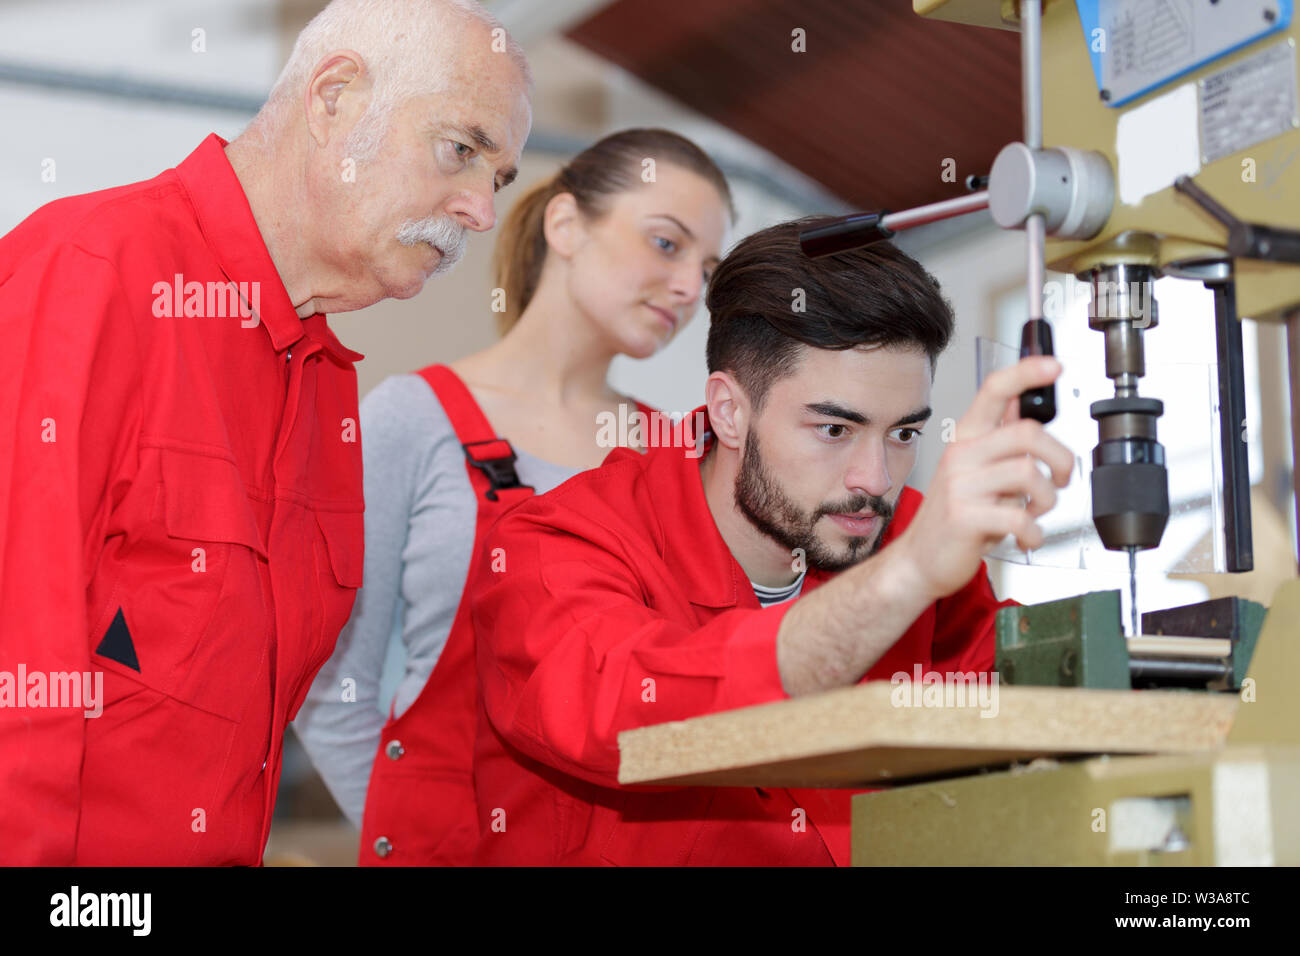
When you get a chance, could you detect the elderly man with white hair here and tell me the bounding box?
[0,0,531,865]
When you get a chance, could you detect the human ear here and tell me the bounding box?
[305,51,368,148]
[541,192,584,260]
[704,372,747,452]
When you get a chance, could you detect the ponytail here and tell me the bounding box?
[492,175,564,336]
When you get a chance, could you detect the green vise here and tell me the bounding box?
[996,591,1130,688]
[995,592,1265,690]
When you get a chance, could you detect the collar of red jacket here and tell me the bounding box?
[643,405,833,609]
[175,133,364,367]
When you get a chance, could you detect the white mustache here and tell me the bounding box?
[396,216,467,276]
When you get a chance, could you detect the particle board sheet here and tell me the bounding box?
[617,682,1239,788]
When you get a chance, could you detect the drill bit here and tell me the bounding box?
[1127,546,1138,636]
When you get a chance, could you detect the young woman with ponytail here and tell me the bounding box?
[293,128,733,865]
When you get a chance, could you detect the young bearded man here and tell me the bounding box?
[467,218,1072,866]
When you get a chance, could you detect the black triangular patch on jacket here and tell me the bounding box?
[95,607,140,672]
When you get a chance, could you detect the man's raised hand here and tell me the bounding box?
[896,356,1073,602]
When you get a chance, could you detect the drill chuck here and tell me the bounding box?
[1089,397,1170,551]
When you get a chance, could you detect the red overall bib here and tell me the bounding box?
[358,364,649,865]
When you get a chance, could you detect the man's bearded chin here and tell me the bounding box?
[734,427,895,573]
[396,215,467,277]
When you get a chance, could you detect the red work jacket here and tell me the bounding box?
[0,134,365,864]
[470,411,1012,865]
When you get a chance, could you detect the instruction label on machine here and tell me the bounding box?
[1199,40,1300,164]
[1077,0,1294,107]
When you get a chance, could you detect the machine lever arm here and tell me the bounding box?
[1175,176,1300,265]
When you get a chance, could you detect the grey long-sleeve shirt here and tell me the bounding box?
[291,372,578,828]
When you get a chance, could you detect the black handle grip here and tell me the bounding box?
[1018,318,1056,423]
[798,212,894,258]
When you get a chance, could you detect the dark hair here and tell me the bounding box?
[492,128,735,335]
[705,217,954,410]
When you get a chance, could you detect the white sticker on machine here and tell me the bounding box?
[1199,40,1299,166]
[1116,82,1201,205]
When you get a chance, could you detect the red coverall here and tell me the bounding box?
[0,134,365,864]
[358,364,657,866]
[470,411,1013,865]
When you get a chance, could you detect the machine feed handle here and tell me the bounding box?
[798,212,894,258]
[1016,1,1054,426]
[1018,318,1057,423]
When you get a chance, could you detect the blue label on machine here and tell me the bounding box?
[1075,0,1294,107]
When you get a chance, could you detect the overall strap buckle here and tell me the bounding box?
[462,439,533,502]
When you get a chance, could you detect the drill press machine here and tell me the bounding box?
[800,0,1300,863]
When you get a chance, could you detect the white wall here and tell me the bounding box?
[0,0,278,231]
